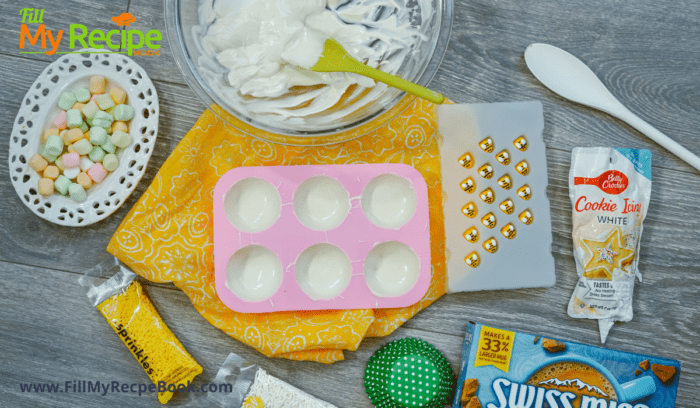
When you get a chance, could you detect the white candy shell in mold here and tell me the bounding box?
[363,241,420,297]
[361,173,417,229]
[9,49,158,226]
[224,178,281,233]
[295,243,352,300]
[226,245,283,302]
[293,176,350,231]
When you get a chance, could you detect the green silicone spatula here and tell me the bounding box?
[311,38,445,104]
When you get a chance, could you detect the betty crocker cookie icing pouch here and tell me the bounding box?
[568,148,652,343]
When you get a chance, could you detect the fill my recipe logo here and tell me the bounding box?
[18,8,162,56]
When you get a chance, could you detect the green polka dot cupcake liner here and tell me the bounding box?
[364,338,455,408]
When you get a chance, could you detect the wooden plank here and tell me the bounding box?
[1,0,699,406]
[0,261,463,407]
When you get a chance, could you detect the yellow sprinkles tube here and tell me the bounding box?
[81,258,202,404]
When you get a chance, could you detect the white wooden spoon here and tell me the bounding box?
[525,43,700,172]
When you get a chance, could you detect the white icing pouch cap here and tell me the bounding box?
[567,147,652,343]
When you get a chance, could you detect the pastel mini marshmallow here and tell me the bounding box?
[89,76,106,94]
[63,166,80,179]
[28,154,49,172]
[79,121,89,133]
[75,88,91,103]
[54,156,65,171]
[66,109,83,128]
[102,153,119,171]
[40,146,58,163]
[68,183,87,202]
[44,135,63,156]
[94,110,114,122]
[42,128,59,144]
[90,94,101,102]
[110,130,132,148]
[62,152,80,168]
[114,105,134,121]
[110,87,127,105]
[101,138,116,154]
[89,126,108,145]
[77,172,93,189]
[54,175,71,195]
[67,144,77,154]
[64,128,83,145]
[72,102,86,111]
[95,94,115,110]
[106,106,116,117]
[73,139,93,155]
[92,118,112,129]
[111,121,128,134]
[81,101,99,119]
[80,156,94,171]
[43,165,59,180]
[87,163,107,183]
[89,146,106,162]
[38,178,54,196]
[53,110,67,129]
[58,92,77,110]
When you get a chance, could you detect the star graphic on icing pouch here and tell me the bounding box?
[596,244,618,264]
[581,227,635,280]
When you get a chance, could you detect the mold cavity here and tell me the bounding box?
[23,175,30,183]
[42,88,49,96]
[142,108,149,119]
[69,65,77,72]
[293,176,349,231]
[224,178,280,233]
[226,245,283,302]
[361,174,417,229]
[116,65,122,71]
[82,60,92,68]
[363,241,420,297]
[295,243,351,300]
[51,75,59,83]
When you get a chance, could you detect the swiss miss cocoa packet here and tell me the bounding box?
[568,148,652,343]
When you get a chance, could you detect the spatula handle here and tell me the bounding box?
[350,63,444,104]
[613,107,700,172]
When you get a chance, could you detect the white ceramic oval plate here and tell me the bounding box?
[9,50,158,226]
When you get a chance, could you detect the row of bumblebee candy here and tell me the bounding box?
[459,135,535,267]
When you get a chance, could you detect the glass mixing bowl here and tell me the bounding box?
[165,0,453,145]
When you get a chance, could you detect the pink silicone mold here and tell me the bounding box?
[213,164,431,313]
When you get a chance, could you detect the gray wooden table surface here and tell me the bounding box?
[1,0,699,407]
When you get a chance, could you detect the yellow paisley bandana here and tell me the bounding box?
[107,96,446,363]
